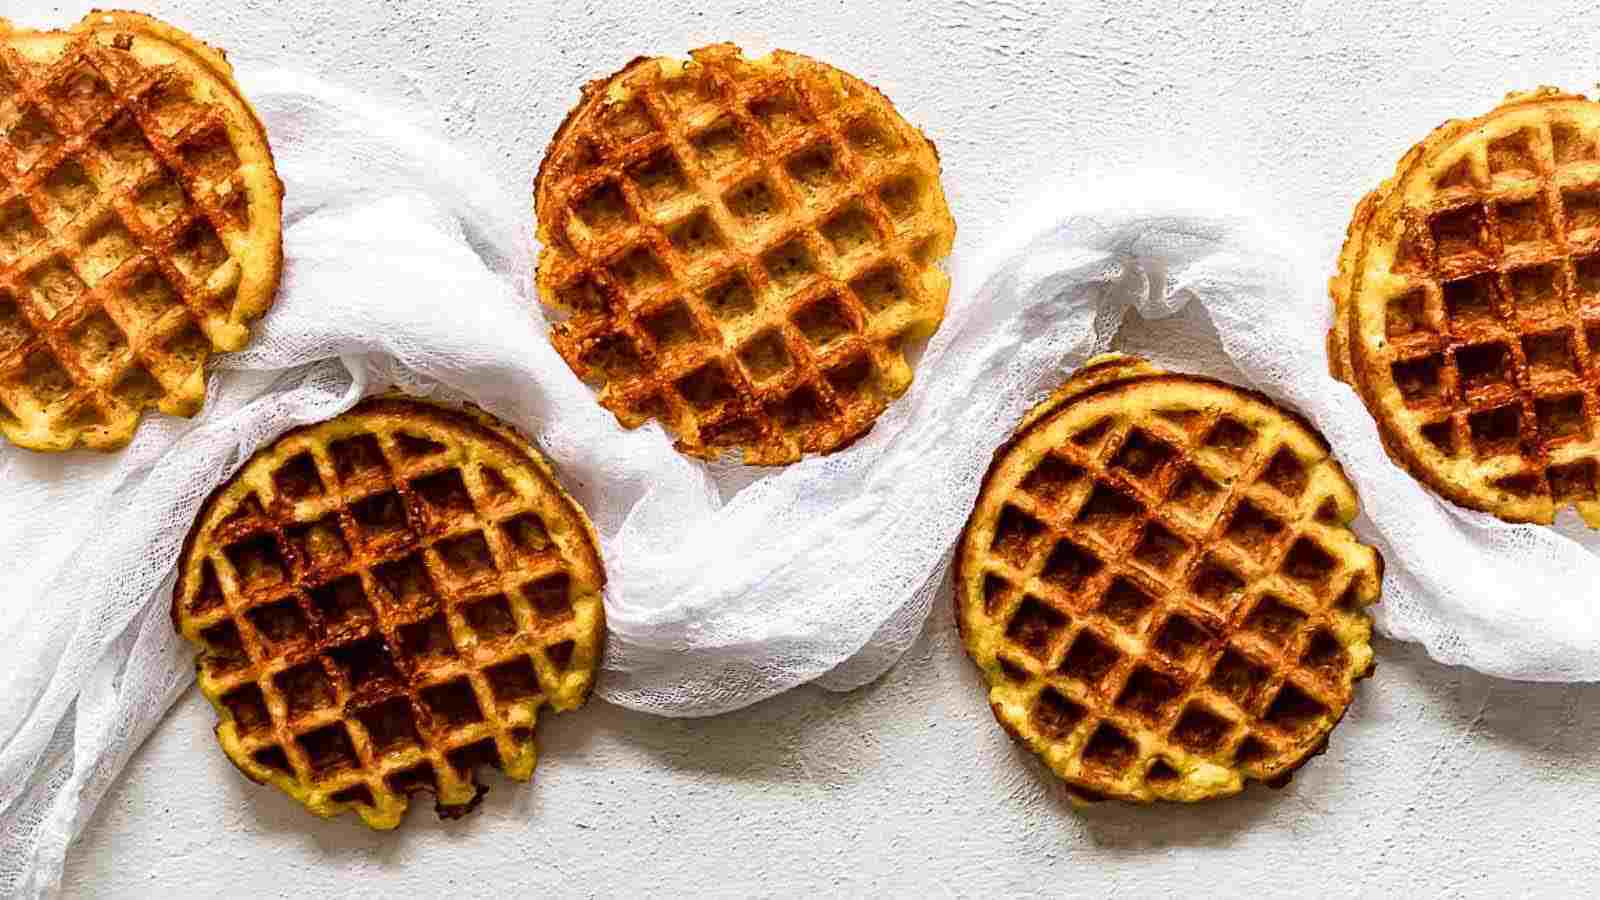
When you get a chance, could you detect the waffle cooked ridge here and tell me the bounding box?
[1331,88,1600,526]
[955,355,1380,803]
[535,43,955,464]
[0,11,282,452]
[171,398,605,828]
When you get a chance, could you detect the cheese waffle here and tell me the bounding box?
[0,11,282,452]
[1331,88,1600,525]
[171,398,605,828]
[956,355,1380,803]
[535,44,955,464]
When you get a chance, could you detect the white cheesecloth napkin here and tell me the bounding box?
[7,64,1600,896]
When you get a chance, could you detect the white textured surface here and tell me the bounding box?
[26,0,1600,895]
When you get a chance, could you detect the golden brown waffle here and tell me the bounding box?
[1331,88,1600,526]
[0,11,282,452]
[534,44,955,464]
[171,398,605,828]
[955,355,1380,803]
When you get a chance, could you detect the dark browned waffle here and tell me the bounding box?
[171,398,605,828]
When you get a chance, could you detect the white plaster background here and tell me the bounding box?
[3,0,1595,895]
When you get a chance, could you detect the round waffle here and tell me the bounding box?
[0,11,283,452]
[534,43,955,464]
[171,398,605,828]
[955,355,1381,803]
[1331,88,1600,526]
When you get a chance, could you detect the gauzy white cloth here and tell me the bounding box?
[7,66,1600,897]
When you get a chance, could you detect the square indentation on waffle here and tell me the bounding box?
[1467,404,1524,457]
[1222,500,1285,561]
[1429,204,1490,260]
[1535,392,1589,442]
[665,210,726,267]
[1075,483,1145,545]
[1488,127,1543,180]
[639,299,703,353]
[64,309,127,376]
[690,117,748,173]
[820,202,880,260]
[308,575,375,627]
[1506,262,1566,320]
[1394,353,1448,405]
[1111,428,1177,484]
[1262,681,1328,736]
[784,141,844,205]
[0,292,34,355]
[372,554,440,615]
[1523,329,1578,381]
[736,328,791,383]
[486,655,541,706]
[436,530,498,586]
[1201,416,1257,459]
[523,572,574,623]
[1454,342,1513,396]
[1550,459,1599,503]
[1280,537,1339,596]
[1031,686,1087,739]
[1059,628,1121,690]
[420,678,484,731]
[724,174,785,227]
[461,593,519,643]
[1005,595,1068,659]
[1081,721,1139,774]
[761,237,820,296]
[326,635,403,694]
[297,723,360,776]
[1242,594,1308,647]
[354,696,421,753]
[1165,465,1226,521]
[24,257,88,321]
[1206,645,1272,710]
[1561,184,1600,237]
[1257,446,1309,498]
[990,505,1045,568]
[1130,521,1190,576]
[246,597,312,649]
[1116,665,1186,723]
[791,292,855,350]
[276,661,337,720]
[1151,612,1217,665]
[1385,286,1434,338]
[1038,538,1103,593]
[1171,703,1234,755]
[1020,453,1085,504]
[39,157,97,228]
[350,490,413,546]
[765,384,829,433]
[1096,576,1156,631]
[606,245,669,300]
[221,682,271,736]
[1494,194,1551,250]
[1552,122,1599,166]
[626,149,690,209]
[411,468,474,521]
[397,611,457,662]
[226,533,287,593]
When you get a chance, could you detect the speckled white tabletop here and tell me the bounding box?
[18,0,1600,895]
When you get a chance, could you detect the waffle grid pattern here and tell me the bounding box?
[172,402,603,828]
[0,22,269,450]
[536,45,955,464]
[960,371,1378,803]
[1346,94,1600,522]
